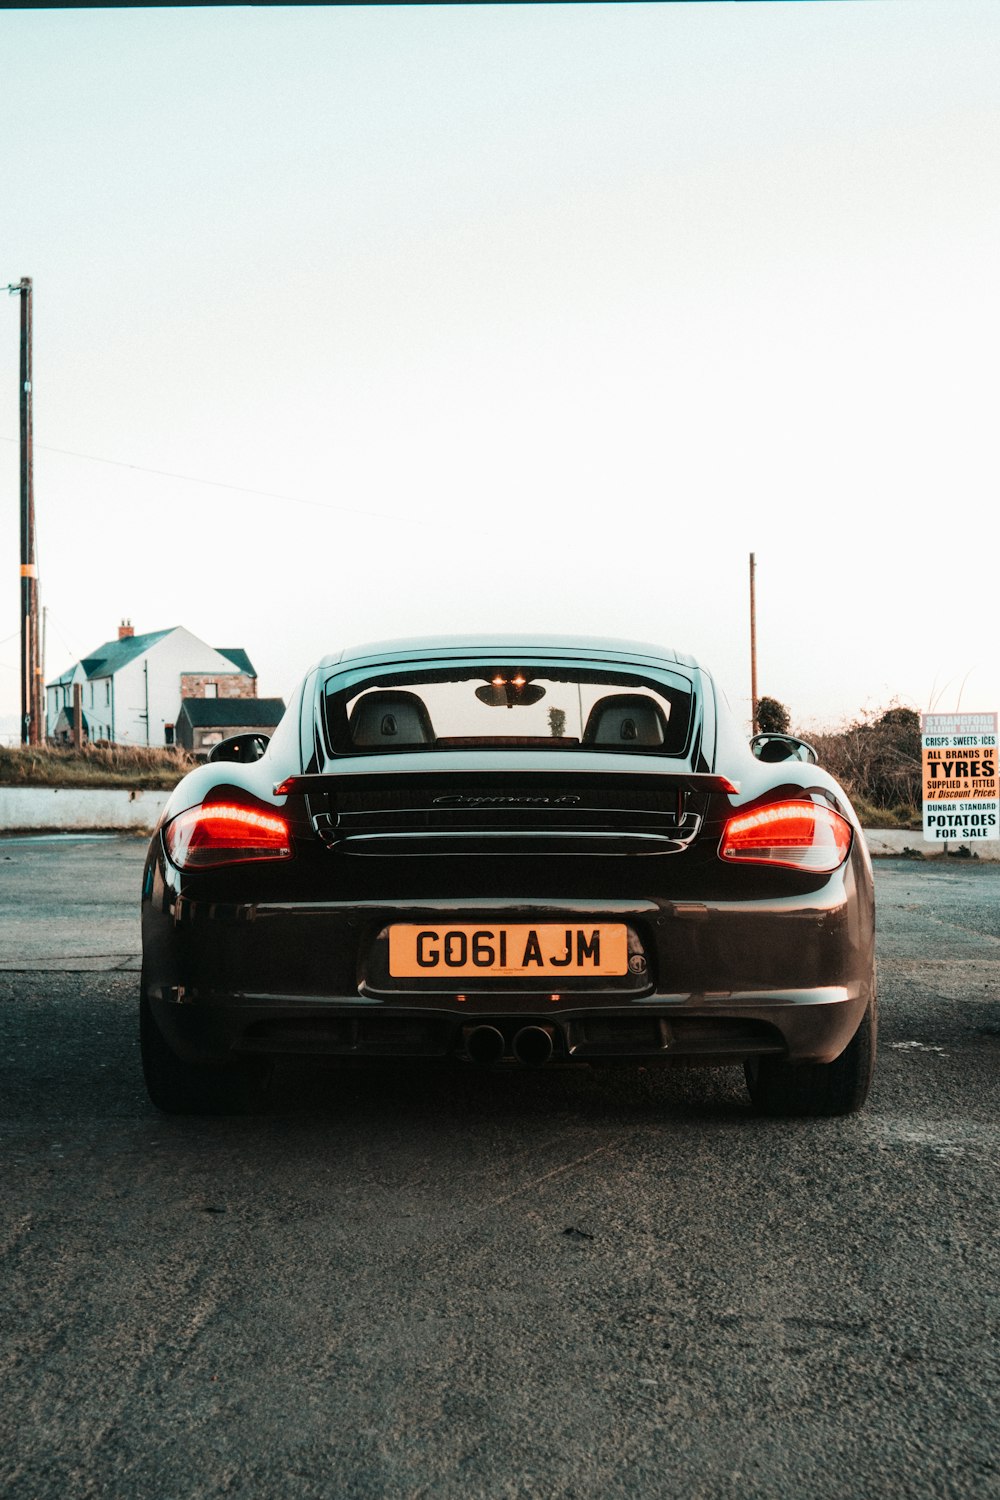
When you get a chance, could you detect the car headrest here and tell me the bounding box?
[755,738,795,762]
[348,690,435,748]
[582,693,668,747]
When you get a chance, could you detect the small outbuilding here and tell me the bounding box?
[51,705,92,746]
[176,697,286,757]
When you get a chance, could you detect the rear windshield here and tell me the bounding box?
[322,659,694,758]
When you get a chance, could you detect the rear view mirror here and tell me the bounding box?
[475,681,547,708]
[750,733,818,765]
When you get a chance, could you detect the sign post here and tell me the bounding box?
[921,712,999,846]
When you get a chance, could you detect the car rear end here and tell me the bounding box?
[141,641,875,1108]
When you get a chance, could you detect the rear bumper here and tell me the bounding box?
[142,845,875,1069]
[146,982,870,1068]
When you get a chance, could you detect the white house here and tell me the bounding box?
[46,622,261,747]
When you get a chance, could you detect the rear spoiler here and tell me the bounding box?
[274,771,739,797]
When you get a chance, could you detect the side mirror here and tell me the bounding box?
[208,733,270,764]
[750,733,818,766]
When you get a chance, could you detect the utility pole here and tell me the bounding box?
[73,681,83,752]
[749,551,758,734]
[8,277,41,744]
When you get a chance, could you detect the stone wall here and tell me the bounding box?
[180,673,255,700]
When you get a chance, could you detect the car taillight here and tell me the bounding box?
[719,800,852,872]
[164,803,292,869]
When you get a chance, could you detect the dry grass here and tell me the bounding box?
[0,744,198,790]
[845,795,921,831]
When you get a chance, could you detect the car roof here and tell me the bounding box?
[316,635,700,672]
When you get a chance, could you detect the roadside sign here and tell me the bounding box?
[921,712,999,844]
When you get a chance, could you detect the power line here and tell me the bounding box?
[43,611,80,667]
[0,435,432,529]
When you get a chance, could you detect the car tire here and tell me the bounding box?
[744,993,877,1118]
[140,984,270,1116]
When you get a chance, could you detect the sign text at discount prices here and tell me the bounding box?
[921,712,999,843]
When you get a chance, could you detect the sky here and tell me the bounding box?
[2,1,998,740]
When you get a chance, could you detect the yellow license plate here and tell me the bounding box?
[388,923,629,978]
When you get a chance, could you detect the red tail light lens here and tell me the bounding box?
[164,803,292,870]
[720,800,852,872]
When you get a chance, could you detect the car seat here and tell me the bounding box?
[582,693,668,747]
[348,690,435,748]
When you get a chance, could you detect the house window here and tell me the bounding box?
[105,680,111,705]
[164,724,175,747]
[204,682,218,699]
[201,731,222,747]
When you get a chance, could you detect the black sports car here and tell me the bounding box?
[140,636,876,1116]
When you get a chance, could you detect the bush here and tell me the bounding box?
[756,696,790,735]
[804,702,922,825]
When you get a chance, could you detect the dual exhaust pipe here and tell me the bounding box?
[466,1024,554,1068]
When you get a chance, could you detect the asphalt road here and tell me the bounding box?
[1,837,998,1500]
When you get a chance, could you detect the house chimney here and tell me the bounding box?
[118,619,134,640]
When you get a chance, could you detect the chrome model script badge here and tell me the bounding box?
[431,794,581,807]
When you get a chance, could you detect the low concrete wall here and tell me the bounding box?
[862,827,1000,862]
[0,787,171,832]
[2,789,1000,859]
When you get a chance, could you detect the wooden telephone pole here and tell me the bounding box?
[10,277,41,744]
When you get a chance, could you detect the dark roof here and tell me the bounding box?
[80,627,174,679]
[177,697,285,729]
[216,647,256,677]
[321,636,698,672]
